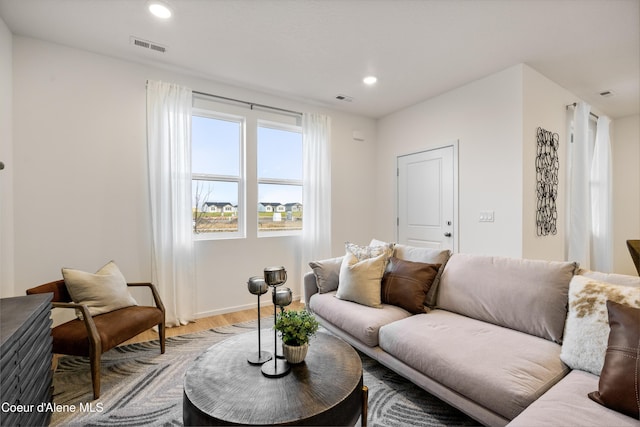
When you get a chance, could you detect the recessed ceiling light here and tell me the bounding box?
[148,1,172,19]
[363,76,378,85]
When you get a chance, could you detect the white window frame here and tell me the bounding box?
[257,120,303,238]
[192,109,246,240]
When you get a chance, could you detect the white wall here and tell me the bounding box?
[612,114,640,275]
[10,36,377,317]
[376,65,524,257]
[0,16,13,298]
[376,63,640,272]
[521,66,577,261]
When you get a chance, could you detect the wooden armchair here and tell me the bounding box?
[26,280,165,399]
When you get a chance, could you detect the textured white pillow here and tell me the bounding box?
[345,241,394,262]
[336,251,387,308]
[560,275,640,375]
[62,261,138,318]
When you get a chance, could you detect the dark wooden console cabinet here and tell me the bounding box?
[1,293,53,426]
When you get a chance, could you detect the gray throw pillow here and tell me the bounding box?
[309,256,343,293]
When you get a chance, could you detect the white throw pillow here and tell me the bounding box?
[62,261,138,318]
[345,241,394,262]
[335,251,387,308]
[560,275,640,375]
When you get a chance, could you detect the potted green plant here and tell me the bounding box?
[274,309,320,363]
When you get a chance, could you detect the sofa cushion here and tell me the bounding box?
[309,291,411,347]
[52,305,164,355]
[392,244,451,307]
[437,253,577,343]
[308,256,343,294]
[560,275,640,375]
[507,370,639,427]
[381,257,440,314]
[588,301,640,418]
[336,251,387,307]
[62,261,138,318]
[379,310,569,420]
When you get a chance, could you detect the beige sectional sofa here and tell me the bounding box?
[303,244,640,426]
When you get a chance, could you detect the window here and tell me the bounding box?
[191,112,244,238]
[191,100,302,239]
[257,122,303,235]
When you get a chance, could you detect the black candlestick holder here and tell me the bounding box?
[246,276,272,365]
[261,266,292,378]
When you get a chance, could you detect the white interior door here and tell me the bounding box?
[397,144,456,251]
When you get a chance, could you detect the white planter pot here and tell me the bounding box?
[282,342,309,364]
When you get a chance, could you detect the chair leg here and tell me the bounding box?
[90,351,101,399]
[158,321,166,354]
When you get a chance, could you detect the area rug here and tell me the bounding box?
[50,320,479,426]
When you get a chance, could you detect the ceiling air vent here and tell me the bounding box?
[336,94,354,102]
[130,36,167,53]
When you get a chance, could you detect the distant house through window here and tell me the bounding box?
[191,113,243,237]
[191,103,302,239]
[257,122,303,235]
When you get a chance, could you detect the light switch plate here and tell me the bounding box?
[479,210,494,222]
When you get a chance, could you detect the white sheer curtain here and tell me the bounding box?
[146,80,196,326]
[591,116,613,272]
[302,113,332,276]
[566,101,613,272]
[567,102,592,268]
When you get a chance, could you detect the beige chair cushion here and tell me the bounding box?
[62,261,137,318]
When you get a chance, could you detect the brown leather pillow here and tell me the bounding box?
[381,257,440,314]
[588,300,640,419]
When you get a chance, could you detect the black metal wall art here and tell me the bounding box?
[535,127,559,236]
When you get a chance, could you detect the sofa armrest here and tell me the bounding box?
[303,272,319,308]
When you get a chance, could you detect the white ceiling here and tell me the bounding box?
[1,0,638,119]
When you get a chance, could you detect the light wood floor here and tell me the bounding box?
[121,300,305,346]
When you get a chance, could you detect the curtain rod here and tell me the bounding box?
[192,90,303,117]
[566,102,599,120]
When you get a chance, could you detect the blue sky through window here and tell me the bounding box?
[192,115,302,207]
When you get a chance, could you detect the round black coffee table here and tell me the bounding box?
[183,330,367,426]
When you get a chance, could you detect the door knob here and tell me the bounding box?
[444,232,452,237]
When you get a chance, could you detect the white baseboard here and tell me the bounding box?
[194,294,302,319]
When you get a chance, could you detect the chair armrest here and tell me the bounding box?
[127,283,165,315]
[51,302,101,354]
